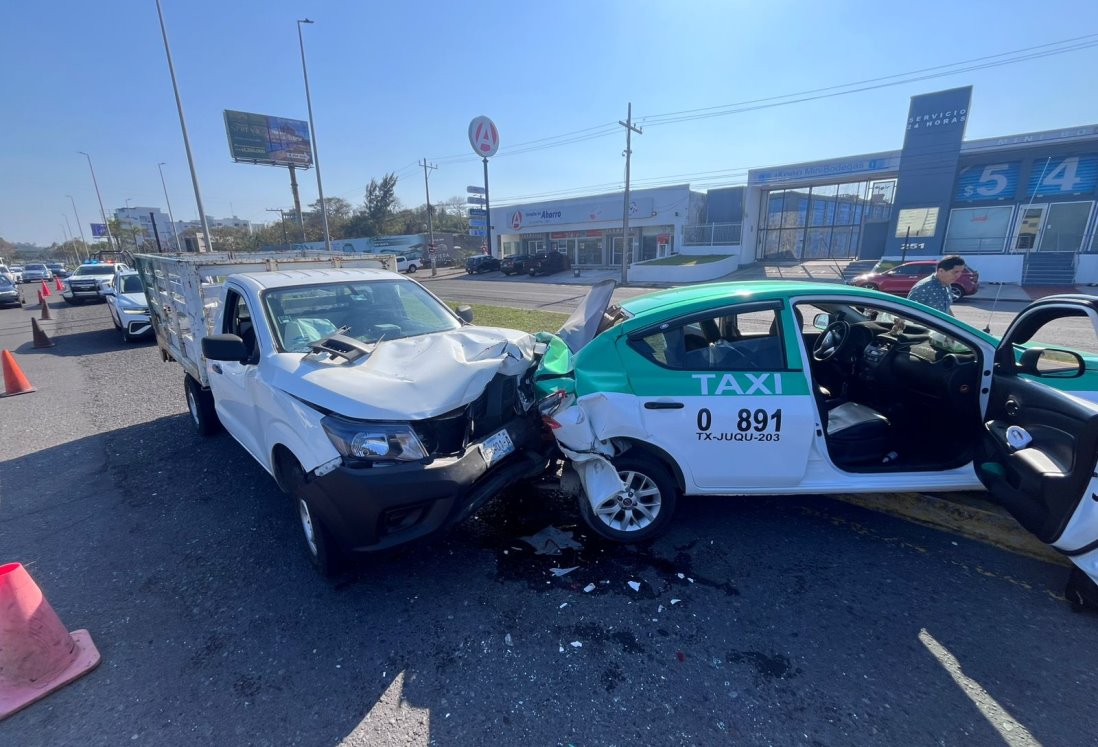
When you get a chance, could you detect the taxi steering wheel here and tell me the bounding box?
[812,320,852,363]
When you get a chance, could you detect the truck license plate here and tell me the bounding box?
[480,429,515,468]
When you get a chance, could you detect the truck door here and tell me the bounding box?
[975,296,1098,588]
[207,287,264,462]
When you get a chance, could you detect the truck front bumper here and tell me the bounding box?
[301,413,546,554]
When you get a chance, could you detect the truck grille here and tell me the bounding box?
[413,373,529,456]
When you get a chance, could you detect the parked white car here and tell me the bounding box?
[105,270,152,342]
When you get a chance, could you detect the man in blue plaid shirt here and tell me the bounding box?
[907,255,967,315]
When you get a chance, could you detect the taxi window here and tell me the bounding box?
[630,308,785,371]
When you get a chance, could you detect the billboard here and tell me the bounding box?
[91,223,109,237]
[224,110,313,167]
[884,86,972,258]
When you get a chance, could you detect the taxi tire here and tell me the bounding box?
[184,374,221,436]
[579,453,678,544]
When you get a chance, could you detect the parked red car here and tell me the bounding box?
[850,260,979,302]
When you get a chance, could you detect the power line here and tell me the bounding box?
[426,33,1098,167]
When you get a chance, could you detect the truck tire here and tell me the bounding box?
[184,374,221,436]
[578,452,678,543]
[275,448,343,577]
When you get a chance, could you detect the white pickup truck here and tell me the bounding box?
[133,251,550,575]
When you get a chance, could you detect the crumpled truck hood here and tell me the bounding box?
[267,326,537,421]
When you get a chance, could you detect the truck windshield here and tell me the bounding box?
[265,278,462,353]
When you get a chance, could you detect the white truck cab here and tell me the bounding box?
[133,252,548,576]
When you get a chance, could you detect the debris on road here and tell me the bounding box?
[519,526,582,555]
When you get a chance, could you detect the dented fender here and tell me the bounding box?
[558,445,626,513]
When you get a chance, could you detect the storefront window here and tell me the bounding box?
[767,192,785,229]
[782,191,809,228]
[809,185,837,227]
[943,206,1014,253]
[577,238,603,265]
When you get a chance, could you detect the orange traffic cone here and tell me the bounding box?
[40,280,50,298]
[31,318,54,349]
[0,350,36,397]
[54,276,64,292]
[40,298,52,321]
[0,563,101,720]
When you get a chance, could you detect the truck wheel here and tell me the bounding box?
[407,264,417,274]
[275,449,343,577]
[297,495,343,577]
[578,453,678,543]
[184,375,221,436]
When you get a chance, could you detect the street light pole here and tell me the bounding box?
[66,194,88,254]
[78,151,116,251]
[158,162,183,253]
[297,18,331,252]
[156,0,212,253]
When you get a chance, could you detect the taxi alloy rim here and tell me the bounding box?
[595,469,661,532]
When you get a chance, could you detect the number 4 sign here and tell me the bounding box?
[1028,156,1098,197]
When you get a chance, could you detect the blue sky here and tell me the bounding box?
[3,0,1098,246]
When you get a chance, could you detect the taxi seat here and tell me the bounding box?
[825,401,891,465]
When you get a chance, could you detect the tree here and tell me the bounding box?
[346,173,400,237]
[305,196,353,240]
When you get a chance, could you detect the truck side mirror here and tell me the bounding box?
[203,334,249,363]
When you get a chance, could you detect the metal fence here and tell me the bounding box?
[683,223,742,246]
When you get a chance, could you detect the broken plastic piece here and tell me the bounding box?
[550,566,579,577]
[583,583,596,593]
[504,633,513,647]
[519,526,582,556]
[559,602,568,609]
[627,581,641,592]
[670,598,682,605]
[570,641,583,648]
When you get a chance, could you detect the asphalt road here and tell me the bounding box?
[2,296,1097,746]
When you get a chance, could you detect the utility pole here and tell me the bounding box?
[267,208,290,247]
[619,102,642,286]
[420,158,438,276]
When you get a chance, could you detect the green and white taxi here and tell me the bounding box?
[534,280,1098,599]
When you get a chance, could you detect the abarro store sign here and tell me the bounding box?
[507,196,655,229]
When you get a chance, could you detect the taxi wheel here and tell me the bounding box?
[579,453,677,543]
[184,375,221,436]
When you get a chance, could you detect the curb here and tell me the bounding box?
[834,492,1069,567]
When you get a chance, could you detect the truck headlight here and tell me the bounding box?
[321,416,428,463]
